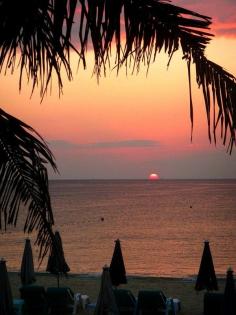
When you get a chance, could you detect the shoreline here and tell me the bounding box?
[8,270,227,281]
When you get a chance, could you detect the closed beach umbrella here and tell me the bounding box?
[110,239,127,287]
[46,231,70,287]
[195,241,218,291]
[0,259,14,315]
[94,265,119,315]
[20,238,36,285]
[223,268,236,315]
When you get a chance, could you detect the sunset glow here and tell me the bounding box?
[0,1,236,179]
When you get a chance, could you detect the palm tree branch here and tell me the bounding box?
[0,0,77,98]
[180,32,236,152]
[0,0,235,151]
[77,0,212,70]
[0,108,57,260]
[77,0,236,150]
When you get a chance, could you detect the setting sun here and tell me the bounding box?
[148,173,160,180]
[0,3,236,315]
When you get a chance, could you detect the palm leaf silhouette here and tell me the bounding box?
[0,109,57,260]
[78,0,236,152]
[0,0,235,260]
[0,0,77,98]
[0,0,235,150]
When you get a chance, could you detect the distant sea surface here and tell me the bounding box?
[1,179,236,278]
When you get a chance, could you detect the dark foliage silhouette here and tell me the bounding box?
[0,0,236,261]
[0,109,57,260]
[1,0,236,151]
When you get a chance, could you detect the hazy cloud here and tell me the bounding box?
[87,140,160,148]
[47,143,236,180]
[49,139,160,149]
[49,140,78,148]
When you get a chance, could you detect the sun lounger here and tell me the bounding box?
[46,287,74,315]
[19,285,47,315]
[135,290,176,315]
[113,288,136,315]
[204,292,224,315]
[204,291,236,315]
[13,298,25,315]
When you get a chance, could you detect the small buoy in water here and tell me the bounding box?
[101,217,104,221]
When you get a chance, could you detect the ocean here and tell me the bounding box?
[1,179,236,278]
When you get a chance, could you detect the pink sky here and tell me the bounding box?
[175,0,236,37]
[1,0,236,179]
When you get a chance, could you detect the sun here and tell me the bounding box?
[148,173,160,180]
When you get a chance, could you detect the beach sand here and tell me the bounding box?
[9,272,226,315]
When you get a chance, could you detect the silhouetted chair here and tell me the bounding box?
[113,288,136,315]
[46,287,74,315]
[203,291,236,315]
[19,285,47,315]
[204,292,224,315]
[136,290,170,315]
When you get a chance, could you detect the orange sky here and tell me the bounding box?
[1,2,236,179]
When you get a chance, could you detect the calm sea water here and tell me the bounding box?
[1,180,236,278]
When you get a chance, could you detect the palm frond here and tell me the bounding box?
[0,0,78,98]
[77,0,236,151]
[187,51,236,153]
[78,0,212,74]
[0,0,235,150]
[0,108,57,260]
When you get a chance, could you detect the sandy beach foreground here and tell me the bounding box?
[9,272,226,315]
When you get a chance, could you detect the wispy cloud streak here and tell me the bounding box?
[49,139,160,149]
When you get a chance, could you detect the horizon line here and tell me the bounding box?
[48,178,236,181]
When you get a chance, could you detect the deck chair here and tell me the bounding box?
[113,289,136,315]
[136,290,172,315]
[204,292,224,315]
[19,285,47,315]
[46,287,74,315]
